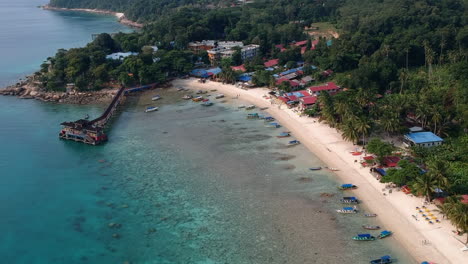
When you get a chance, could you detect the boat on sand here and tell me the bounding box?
[309,167,322,170]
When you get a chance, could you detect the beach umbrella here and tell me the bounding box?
[421,261,429,264]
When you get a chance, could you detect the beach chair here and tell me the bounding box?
[436,220,440,223]
[416,207,420,209]
[429,221,434,224]
[422,214,426,217]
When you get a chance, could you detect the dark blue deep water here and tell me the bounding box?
[0,1,415,263]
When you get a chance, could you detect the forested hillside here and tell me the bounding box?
[49,0,232,22]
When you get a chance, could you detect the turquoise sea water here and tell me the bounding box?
[0,0,132,87]
[0,1,415,263]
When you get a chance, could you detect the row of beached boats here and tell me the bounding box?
[245,115,301,146]
[336,183,394,263]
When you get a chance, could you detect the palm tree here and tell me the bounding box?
[355,117,371,145]
[449,203,468,244]
[412,173,438,202]
[341,121,359,144]
[427,159,449,191]
[436,196,461,219]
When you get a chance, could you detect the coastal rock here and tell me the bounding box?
[29,91,39,97]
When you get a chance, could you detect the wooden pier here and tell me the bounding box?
[59,83,157,145]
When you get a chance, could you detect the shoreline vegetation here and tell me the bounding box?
[41,5,144,28]
[175,78,467,263]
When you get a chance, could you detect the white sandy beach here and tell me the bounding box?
[173,78,468,264]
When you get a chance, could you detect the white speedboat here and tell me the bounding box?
[145,106,159,113]
[152,95,161,101]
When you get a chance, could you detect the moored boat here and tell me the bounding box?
[182,95,193,100]
[259,107,269,110]
[277,132,291,138]
[341,196,360,204]
[177,87,184,91]
[192,96,203,102]
[338,184,358,190]
[352,234,376,241]
[364,213,378,217]
[325,167,340,171]
[201,101,213,106]
[370,255,392,264]
[215,94,225,99]
[287,140,300,146]
[309,167,322,170]
[152,95,161,101]
[263,116,275,122]
[336,206,359,214]
[238,105,246,109]
[246,105,255,110]
[145,106,158,113]
[247,113,260,119]
[362,225,381,230]
[267,122,281,128]
[378,230,392,239]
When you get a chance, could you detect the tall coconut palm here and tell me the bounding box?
[355,117,371,145]
[427,159,449,191]
[341,121,359,144]
[412,173,438,202]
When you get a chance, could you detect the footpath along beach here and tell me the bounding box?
[173,78,468,264]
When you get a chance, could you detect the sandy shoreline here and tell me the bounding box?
[42,5,144,28]
[174,78,468,264]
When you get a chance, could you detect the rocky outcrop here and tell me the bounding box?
[0,85,117,105]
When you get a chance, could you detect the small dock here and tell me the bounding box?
[59,83,157,145]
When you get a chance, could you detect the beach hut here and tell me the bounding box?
[404,132,444,148]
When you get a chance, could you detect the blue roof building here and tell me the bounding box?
[404,132,443,147]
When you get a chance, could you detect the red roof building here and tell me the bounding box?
[294,40,308,47]
[231,65,246,72]
[299,96,318,110]
[307,82,340,95]
[264,59,279,68]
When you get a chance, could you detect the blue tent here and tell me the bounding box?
[375,168,387,176]
[207,67,222,75]
[191,69,208,77]
[238,75,251,82]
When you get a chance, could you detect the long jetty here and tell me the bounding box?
[59,83,157,145]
